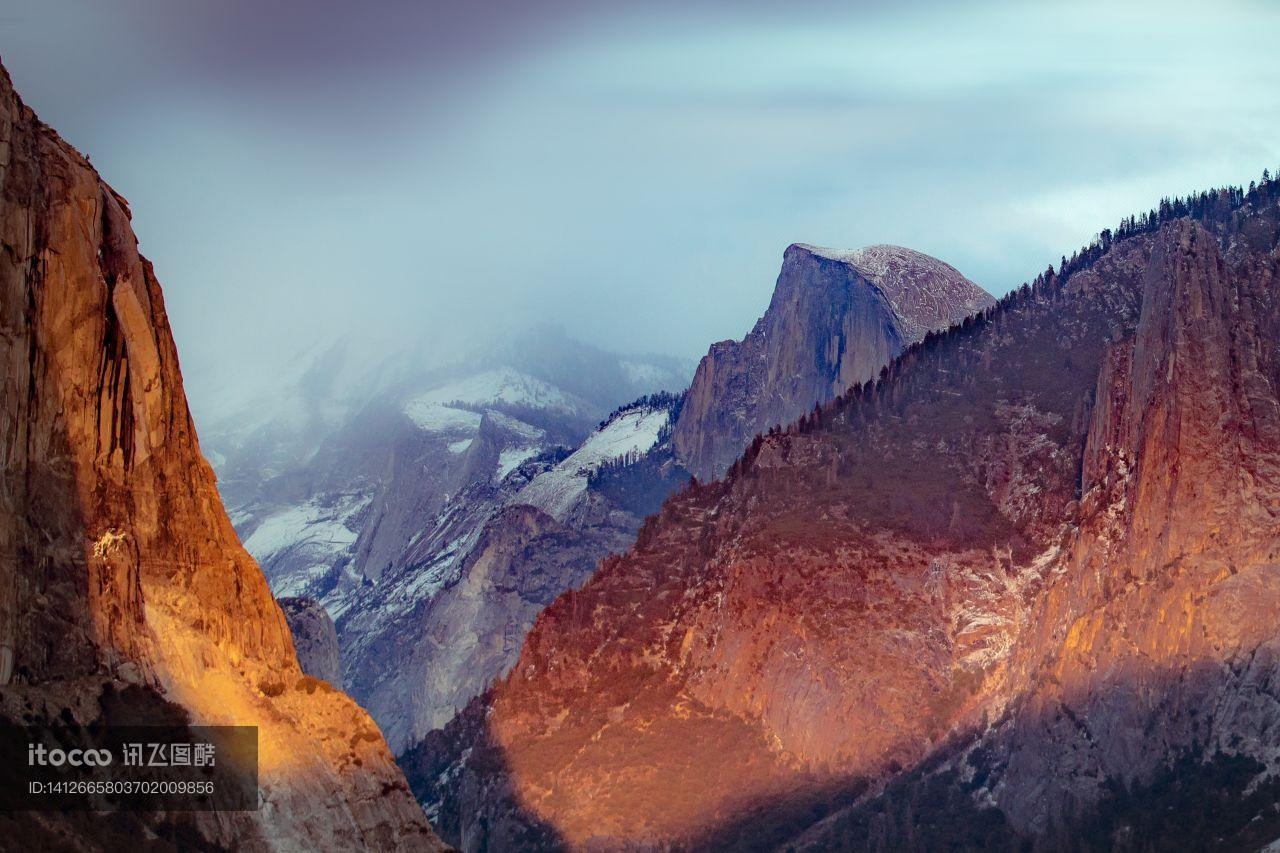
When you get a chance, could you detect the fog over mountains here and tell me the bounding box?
[6,3,1280,851]
[5,1,1277,419]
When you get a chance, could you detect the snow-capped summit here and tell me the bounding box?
[791,243,995,342]
[404,367,588,424]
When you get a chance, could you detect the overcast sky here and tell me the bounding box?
[4,0,1279,419]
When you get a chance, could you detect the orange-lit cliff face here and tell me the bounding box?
[0,64,447,850]
[411,190,1280,850]
[977,219,1280,840]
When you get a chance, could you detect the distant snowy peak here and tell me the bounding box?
[401,367,591,442]
[401,367,593,442]
[790,243,995,343]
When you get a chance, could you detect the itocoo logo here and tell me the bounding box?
[27,743,113,767]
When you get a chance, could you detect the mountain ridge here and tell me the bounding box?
[337,242,993,754]
[405,175,1280,851]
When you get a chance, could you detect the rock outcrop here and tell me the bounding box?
[672,243,994,480]
[278,597,342,686]
[408,181,1280,851]
[0,63,447,850]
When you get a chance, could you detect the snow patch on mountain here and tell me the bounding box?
[791,242,993,343]
[497,447,540,480]
[242,494,371,598]
[403,402,484,434]
[795,244,961,284]
[487,410,546,442]
[403,369,589,440]
[516,406,670,521]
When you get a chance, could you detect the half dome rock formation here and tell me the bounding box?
[671,243,994,480]
[408,181,1280,851]
[0,63,447,850]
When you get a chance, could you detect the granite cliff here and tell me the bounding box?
[341,247,990,754]
[0,63,447,850]
[279,597,342,686]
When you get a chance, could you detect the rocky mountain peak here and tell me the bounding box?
[672,241,994,479]
[790,242,994,341]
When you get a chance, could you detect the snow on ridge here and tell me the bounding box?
[411,368,582,414]
[403,401,484,434]
[795,243,956,281]
[244,500,361,558]
[792,242,993,340]
[514,407,670,521]
[403,368,586,436]
[497,446,540,480]
[242,494,370,599]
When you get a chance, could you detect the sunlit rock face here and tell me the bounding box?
[410,186,1280,850]
[671,243,994,481]
[0,64,447,850]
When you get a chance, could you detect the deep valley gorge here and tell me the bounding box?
[3,8,1280,850]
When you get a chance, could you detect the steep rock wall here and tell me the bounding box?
[0,64,446,851]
